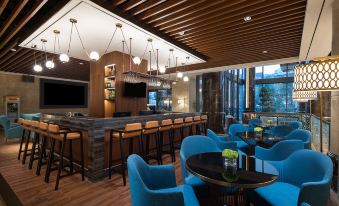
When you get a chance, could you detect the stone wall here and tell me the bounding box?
[0,72,88,115]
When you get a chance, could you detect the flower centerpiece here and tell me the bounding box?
[267,119,273,127]
[222,149,238,175]
[254,127,264,137]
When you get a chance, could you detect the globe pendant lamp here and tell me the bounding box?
[32,46,42,72]
[89,51,100,61]
[177,72,183,78]
[41,39,55,69]
[59,53,69,63]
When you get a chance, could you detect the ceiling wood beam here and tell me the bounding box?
[130,0,167,16]
[137,0,188,20]
[0,0,29,39]
[0,0,9,16]
[121,0,146,11]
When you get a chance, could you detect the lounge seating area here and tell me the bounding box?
[0,0,339,206]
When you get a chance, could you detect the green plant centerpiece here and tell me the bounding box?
[222,149,238,178]
[254,126,264,137]
[267,120,273,125]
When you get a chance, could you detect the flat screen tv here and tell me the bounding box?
[124,82,147,97]
[40,79,88,108]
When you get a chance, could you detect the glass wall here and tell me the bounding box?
[147,89,172,111]
[255,63,303,112]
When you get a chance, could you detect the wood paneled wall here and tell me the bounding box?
[89,51,147,117]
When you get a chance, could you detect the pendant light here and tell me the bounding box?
[183,57,190,82]
[32,45,42,72]
[41,39,54,69]
[60,19,74,63]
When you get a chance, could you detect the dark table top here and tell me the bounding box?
[186,152,278,188]
[236,131,283,144]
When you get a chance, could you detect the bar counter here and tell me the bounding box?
[42,112,200,181]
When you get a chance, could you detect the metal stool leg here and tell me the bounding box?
[119,137,126,186]
[55,137,66,190]
[22,131,31,165]
[28,133,39,169]
[18,129,26,160]
[45,138,55,183]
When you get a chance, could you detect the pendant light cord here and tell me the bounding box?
[67,23,74,55]
[103,27,118,56]
[74,23,90,57]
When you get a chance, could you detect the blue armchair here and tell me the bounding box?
[0,115,23,141]
[255,140,304,161]
[271,125,295,137]
[288,121,302,130]
[180,136,221,197]
[285,129,311,149]
[253,150,333,206]
[248,118,262,131]
[127,154,199,206]
[207,129,238,151]
[228,124,249,152]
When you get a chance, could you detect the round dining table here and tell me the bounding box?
[186,152,278,206]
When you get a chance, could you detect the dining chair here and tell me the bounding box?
[0,115,23,141]
[255,140,304,161]
[127,154,199,206]
[252,149,333,206]
[207,129,237,151]
[248,118,262,131]
[270,125,295,137]
[287,121,302,130]
[180,135,221,197]
[227,124,249,152]
[284,129,311,149]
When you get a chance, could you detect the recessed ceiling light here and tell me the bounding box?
[243,16,252,22]
[178,31,185,36]
[10,48,16,52]
[262,50,268,54]
[79,62,84,65]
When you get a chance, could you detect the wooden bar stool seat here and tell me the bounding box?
[193,116,202,135]
[201,115,208,135]
[45,124,84,190]
[109,123,142,186]
[143,121,161,165]
[172,118,184,150]
[159,119,176,162]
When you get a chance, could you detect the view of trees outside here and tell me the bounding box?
[255,64,300,112]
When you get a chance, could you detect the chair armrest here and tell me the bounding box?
[298,181,331,206]
[148,164,177,189]
[150,190,185,206]
[254,146,271,160]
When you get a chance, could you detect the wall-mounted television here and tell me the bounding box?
[124,82,147,97]
[40,79,88,108]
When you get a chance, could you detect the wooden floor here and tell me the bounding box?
[0,137,338,206]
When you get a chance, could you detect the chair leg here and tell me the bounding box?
[119,138,126,186]
[138,134,144,158]
[28,134,39,169]
[45,138,55,183]
[36,136,46,176]
[108,136,112,179]
[129,137,133,156]
[22,131,31,165]
[155,132,162,165]
[69,140,73,174]
[80,134,85,181]
[145,134,150,160]
[169,130,176,162]
[55,138,66,190]
[18,129,26,160]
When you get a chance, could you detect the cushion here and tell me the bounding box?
[255,182,300,206]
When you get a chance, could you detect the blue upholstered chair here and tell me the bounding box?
[288,121,302,130]
[254,150,333,206]
[207,129,238,151]
[0,115,23,141]
[271,125,295,137]
[127,154,199,206]
[248,118,262,131]
[20,113,41,120]
[180,136,221,196]
[228,124,249,152]
[255,140,304,161]
[285,129,311,149]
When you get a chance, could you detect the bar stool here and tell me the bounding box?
[192,116,202,135]
[159,119,175,162]
[172,118,184,150]
[201,115,208,135]
[28,120,41,169]
[45,124,84,190]
[183,117,193,136]
[18,118,30,160]
[21,119,33,165]
[36,121,49,176]
[109,123,142,186]
[143,121,161,165]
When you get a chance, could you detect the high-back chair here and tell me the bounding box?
[207,129,237,151]
[228,124,249,152]
[127,154,199,206]
[255,140,304,161]
[285,129,311,149]
[288,121,302,130]
[253,150,333,206]
[0,115,23,141]
[271,125,295,137]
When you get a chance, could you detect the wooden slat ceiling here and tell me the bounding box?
[0,0,307,79]
[0,0,90,81]
[94,0,307,73]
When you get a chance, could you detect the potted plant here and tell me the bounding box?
[222,149,239,175]
[254,127,264,137]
